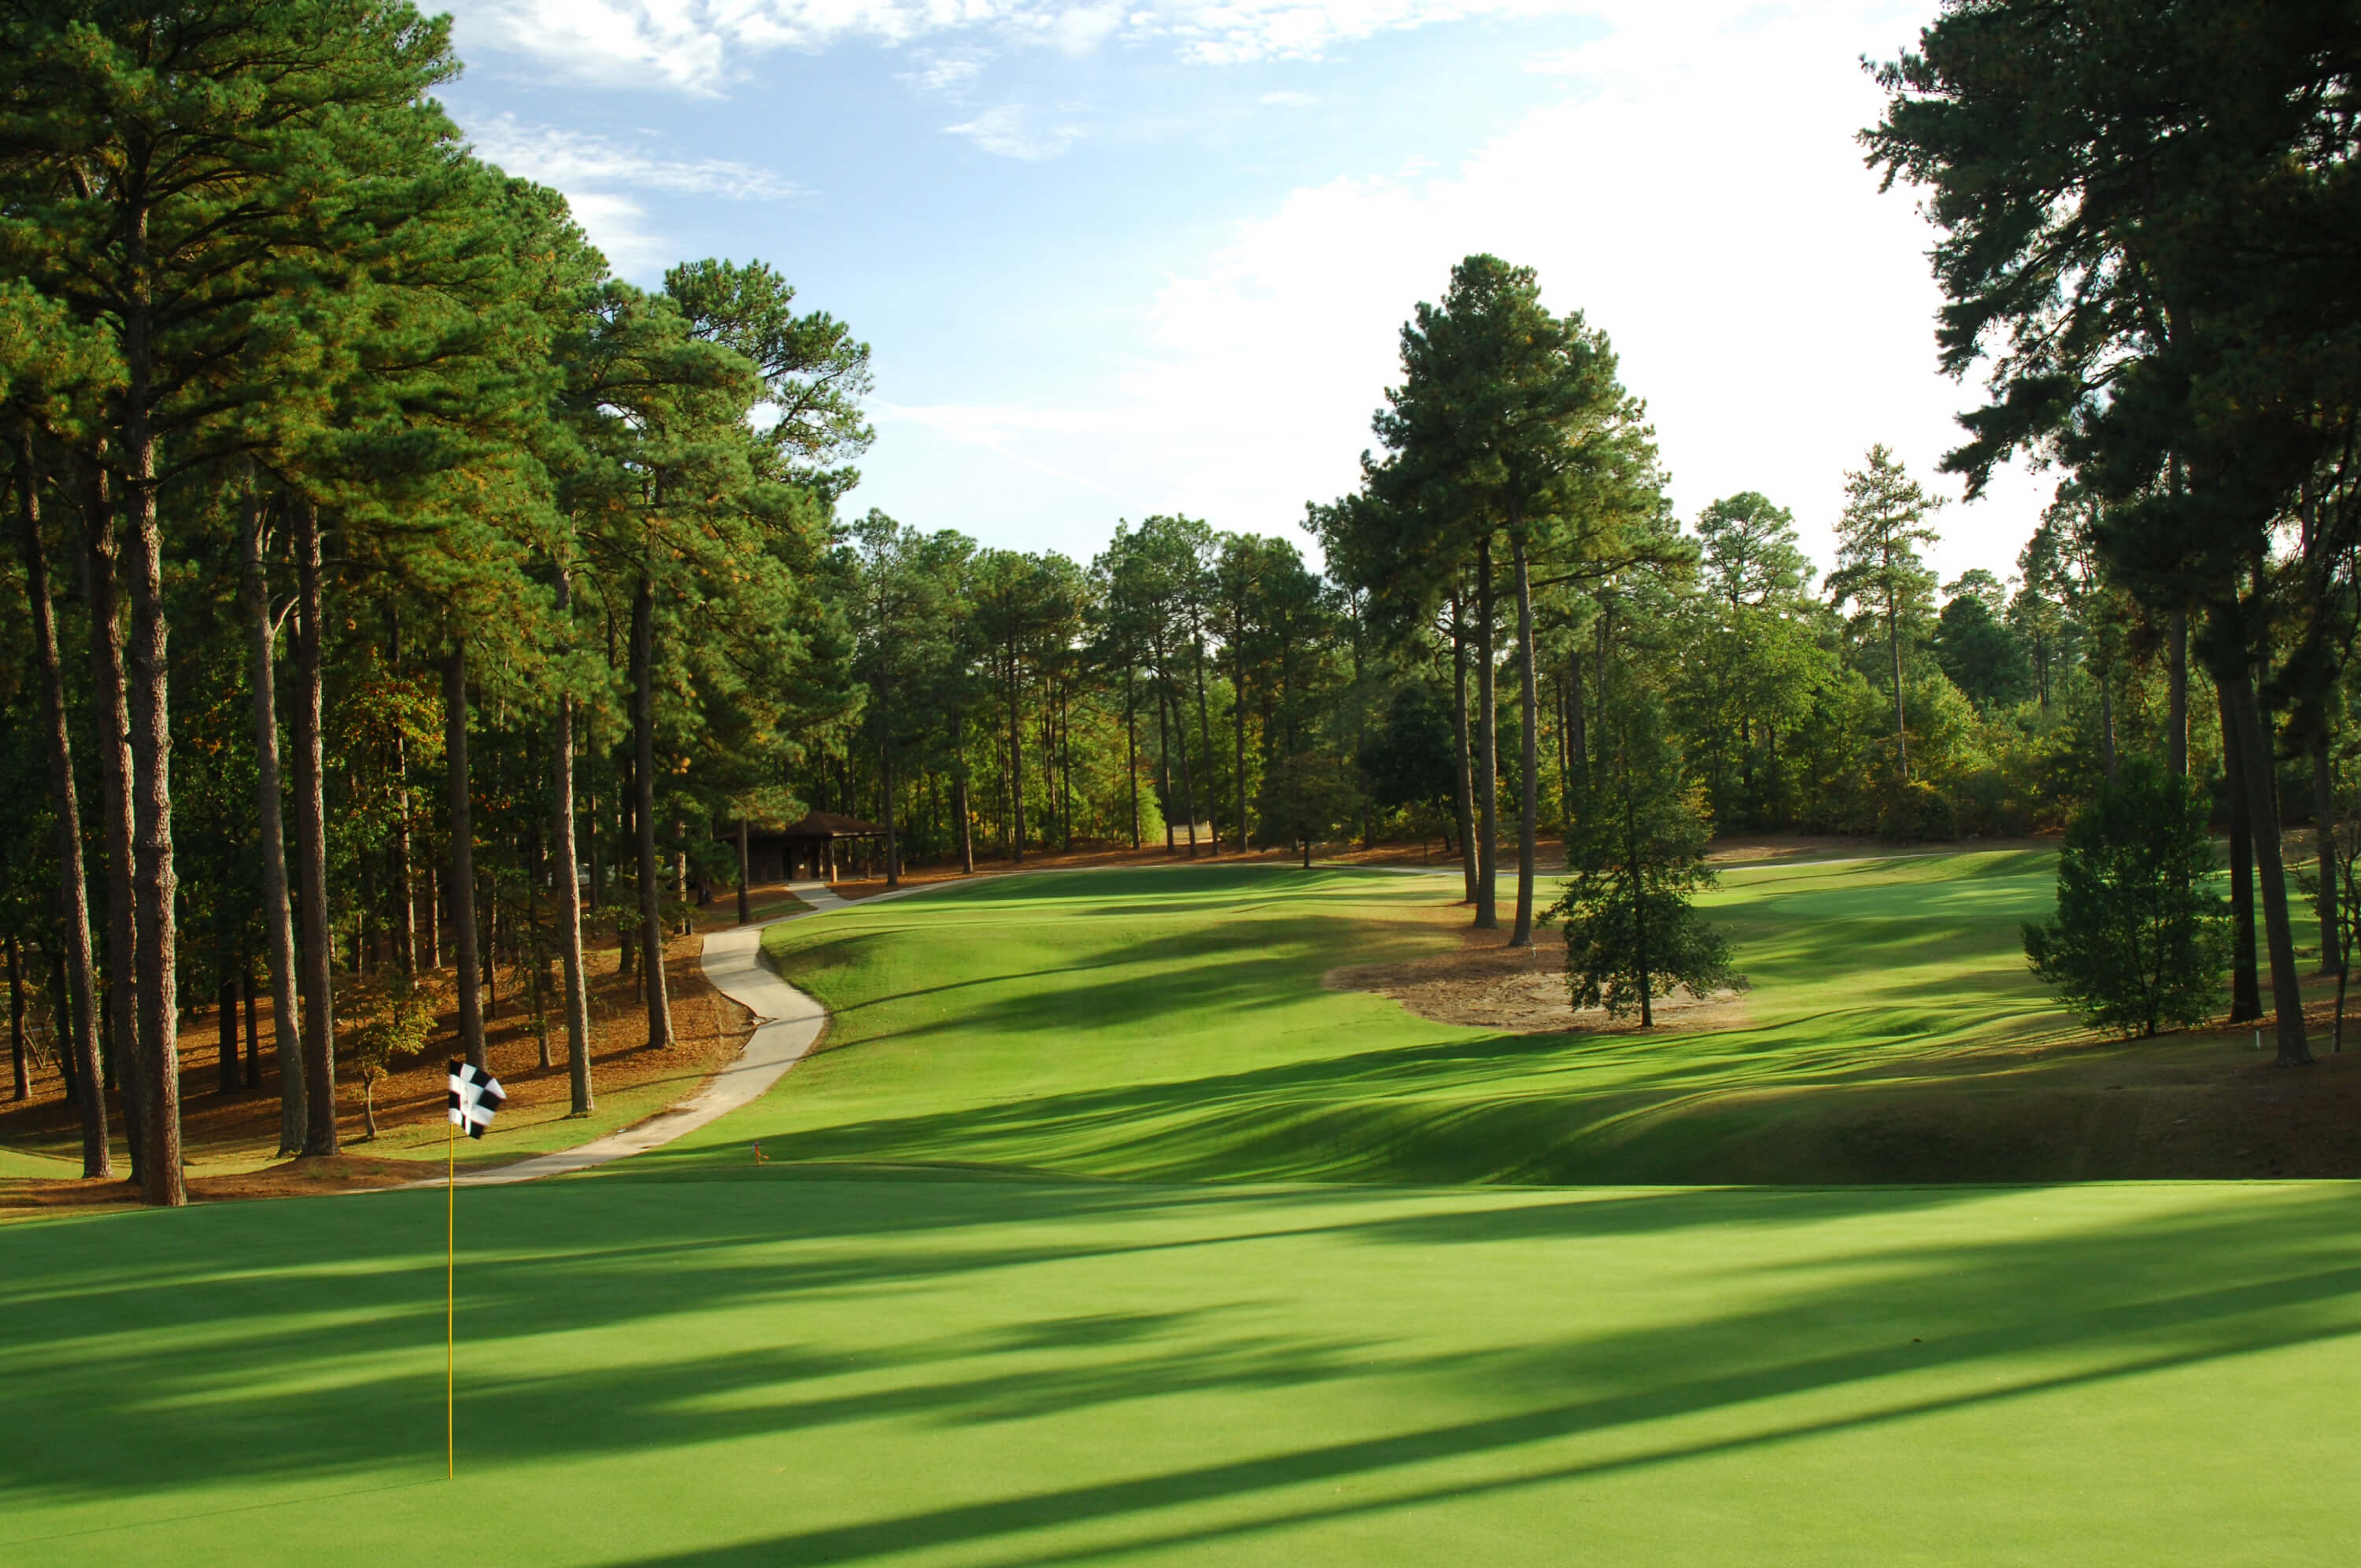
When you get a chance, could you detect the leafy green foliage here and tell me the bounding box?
[344,972,434,1139]
[1933,588,2033,710]
[2023,758,2228,1038]
[1548,688,1743,1026]
[1361,684,1456,821]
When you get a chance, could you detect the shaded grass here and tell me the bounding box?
[8,857,2355,1564]
[3,1175,2355,1566]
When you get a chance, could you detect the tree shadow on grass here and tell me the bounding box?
[4,1178,2357,1560]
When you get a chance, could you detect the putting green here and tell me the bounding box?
[8,856,2352,1564]
[5,1175,2355,1565]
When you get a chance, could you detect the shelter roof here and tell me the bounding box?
[769,810,886,839]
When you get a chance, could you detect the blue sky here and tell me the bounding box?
[441,1,2047,586]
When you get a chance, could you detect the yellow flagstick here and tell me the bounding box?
[446,1111,456,1481]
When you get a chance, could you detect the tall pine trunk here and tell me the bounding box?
[7,937,24,1102]
[881,728,900,888]
[1232,643,1251,854]
[120,360,184,1205]
[1169,666,1199,857]
[217,977,240,1095]
[391,607,417,973]
[445,646,487,1070]
[1123,670,1140,850]
[84,457,143,1182]
[2219,682,2263,1023]
[1007,653,1029,863]
[290,500,337,1154]
[1192,637,1218,854]
[1509,531,1539,947]
[630,577,674,1050]
[954,708,976,873]
[2167,611,2189,778]
[1450,593,1479,907]
[2315,743,2341,977]
[1567,646,1588,794]
[1474,537,1499,930]
[1886,598,1908,783]
[15,430,110,1175]
[550,568,593,1115]
[736,818,752,924]
[2099,677,2119,786]
[2223,666,2311,1063]
[1156,676,1173,852]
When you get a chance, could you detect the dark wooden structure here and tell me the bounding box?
[734,810,887,886]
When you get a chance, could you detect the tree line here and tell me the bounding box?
[2,2,869,1203]
[5,0,2352,1208]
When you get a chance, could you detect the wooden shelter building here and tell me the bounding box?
[734,810,887,885]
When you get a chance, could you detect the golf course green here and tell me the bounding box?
[6,857,2355,1565]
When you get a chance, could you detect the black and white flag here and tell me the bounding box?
[447,1060,505,1139]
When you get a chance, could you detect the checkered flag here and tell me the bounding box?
[447,1060,504,1139]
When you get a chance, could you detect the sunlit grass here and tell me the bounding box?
[634,855,2075,1185]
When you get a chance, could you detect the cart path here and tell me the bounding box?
[437,877,946,1186]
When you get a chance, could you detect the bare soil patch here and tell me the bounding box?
[1328,911,1749,1035]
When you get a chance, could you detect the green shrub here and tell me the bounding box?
[1877,778,1956,841]
[2023,757,2228,1037]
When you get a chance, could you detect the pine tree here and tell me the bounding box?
[1546,682,1742,1028]
[2024,758,2228,1039]
[1827,445,1942,784]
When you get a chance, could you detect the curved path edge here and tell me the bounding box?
[430,878,956,1188]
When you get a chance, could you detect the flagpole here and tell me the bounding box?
[446,1112,455,1481]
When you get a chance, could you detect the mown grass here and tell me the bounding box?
[9,854,2353,1566]
[633,856,2086,1185]
[6,1173,2356,1566]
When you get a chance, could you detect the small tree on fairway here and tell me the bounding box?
[346,974,434,1141]
[1546,688,1742,1027]
[2023,758,2228,1039]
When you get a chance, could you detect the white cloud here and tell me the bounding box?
[944,103,1088,160]
[875,400,1121,493]
[898,49,990,95]
[466,114,803,274]
[454,1,1591,94]
[857,2,2052,581]
[469,115,801,198]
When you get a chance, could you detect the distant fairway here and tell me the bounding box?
[8,854,2356,1566]
[646,854,2111,1185]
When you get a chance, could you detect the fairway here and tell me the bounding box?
[648,856,2106,1185]
[8,859,2356,1565]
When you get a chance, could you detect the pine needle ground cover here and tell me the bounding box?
[7,858,2356,1565]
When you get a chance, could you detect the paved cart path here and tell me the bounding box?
[437,879,907,1186]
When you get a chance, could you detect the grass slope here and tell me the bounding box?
[641,856,2108,1185]
[5,1175,2355,1566]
